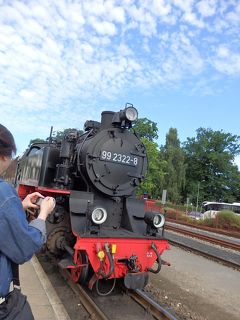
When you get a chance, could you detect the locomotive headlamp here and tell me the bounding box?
[144,212,165,228]
[125,106,138,122]
[112,103,138,127]
[91,207,107,225]
[153,214,165,228]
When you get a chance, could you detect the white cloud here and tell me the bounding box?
[217,46,229,58]
[0,0,239,152]
[212,47,240,75]
[91,19,117,36]
[183,11,205,28]
[144,0,172,17]
[108,6,125,23]
[172,0,194,13]
[197,0,217,17]
[19,89,36,99]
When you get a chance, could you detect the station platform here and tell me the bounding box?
[20,256,71,320]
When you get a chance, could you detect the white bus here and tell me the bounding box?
[201,201,240,219]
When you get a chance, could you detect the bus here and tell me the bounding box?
[201,201,240,219]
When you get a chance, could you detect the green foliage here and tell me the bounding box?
[28,138,46,146]
[178,215,199,224]
[155,201,191,215]
[163,207,177,220]
[54,128,83,140]
[216,210,240,230]
[132,118,158,141]
[133,117,166,198]
[136,138,167,198]
[161,128,186,203]
[163,202,188,212]
[199,210,240,231]
[183,128,240,204]
[29,128,84,147]
[199,218,215,227]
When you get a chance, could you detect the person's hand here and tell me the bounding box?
[38,197,56,221]
[22,192,44,210]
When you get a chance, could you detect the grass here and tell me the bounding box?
[164,208,240,232]
[213,210,240,231]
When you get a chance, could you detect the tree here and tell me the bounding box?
[183,128,240,204]
[132,118,158,141]
[28,138,46,146]
[54,128,83,140]
[136,138,166,198]
[132,117,166,198]
[161,128,186,203]
[29,128,84,146]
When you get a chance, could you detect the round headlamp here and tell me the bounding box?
[153,214,165,228]
[125,107,138,122]
[91,207,107,225]
[144,212,165,228]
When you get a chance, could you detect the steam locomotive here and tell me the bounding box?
[16,104,169,294]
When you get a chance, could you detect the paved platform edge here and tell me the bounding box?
[31,256,71,320]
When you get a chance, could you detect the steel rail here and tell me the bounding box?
[37,253,179,320]
[129,289,179,320]
[166,219,240,239]
[59,269,109,320]
[166,224,240,252]
[60,268,178,320]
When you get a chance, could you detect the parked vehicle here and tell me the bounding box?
[201,201,240,219]
[186,211,203,220]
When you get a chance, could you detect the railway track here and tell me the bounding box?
[166,219,240,239]
[129,289,178,320]
[165,223,240,269]
[165,224,240,252]
[60,268,108,320]
[60,268,178,320]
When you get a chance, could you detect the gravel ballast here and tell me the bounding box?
[147,245,240,320]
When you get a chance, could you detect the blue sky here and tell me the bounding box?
[0,0,239,166]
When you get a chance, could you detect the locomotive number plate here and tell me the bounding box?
[100,150,138,166]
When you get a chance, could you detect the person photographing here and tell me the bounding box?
[0,124,55,319]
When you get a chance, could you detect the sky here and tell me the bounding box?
[0,0,240,166]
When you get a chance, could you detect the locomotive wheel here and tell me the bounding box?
[71,251,89,284]
[47,227,70,255]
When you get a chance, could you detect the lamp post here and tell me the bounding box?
[196,182,200,213]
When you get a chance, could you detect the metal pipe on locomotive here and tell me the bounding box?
[16,104,169,294]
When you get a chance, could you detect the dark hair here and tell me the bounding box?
[0,124,17,157]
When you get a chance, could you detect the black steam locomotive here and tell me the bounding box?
[16,104,169,294]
